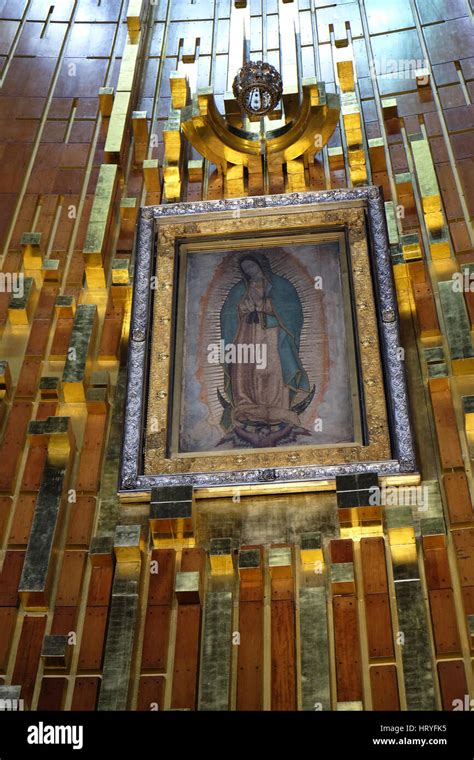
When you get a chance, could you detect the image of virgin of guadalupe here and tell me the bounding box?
[217,253,315,448]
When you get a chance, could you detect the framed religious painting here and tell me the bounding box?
[119,188,417,498]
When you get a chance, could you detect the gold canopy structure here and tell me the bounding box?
[180,79,340,172]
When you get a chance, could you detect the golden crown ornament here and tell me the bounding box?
[232,60,283,118]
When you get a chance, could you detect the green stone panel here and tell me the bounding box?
[198,591,233,711]
[299,586,330,711]
[438,281,474,360]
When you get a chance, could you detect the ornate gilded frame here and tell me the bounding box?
[119,188,417,499]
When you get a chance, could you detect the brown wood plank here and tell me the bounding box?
[55,550,87,606]
[430,388,464,469]
[0,607,16,672]
[8,493,36,546]
[461,586,474,617]
[71,676,100,710]
[141,605,171,672]
[428,589,462,655]
[82,413,108,450]
[0,292,9,333]
[35,287,57,320]
[271,599,297,711]
[452,528,474,585]
[360,537,388,595]
[37,677,67,710]
[15,357,42,399]
[66,496,95,547]
[443,473,474,524]
[51,605,78,636]
[423,545,452,590]
[19,446,47,492]
[50,317,73,360]
[170,604,201,710]
[413,282,440,337]
[365,594,394,659]
[86,564,113,606]
[0,402,32,493]
[147,549,175,605]
[25,319,51,357]
[0,550,25,606]
[65,252,84,286]
[0,402,6,435]
[75,449,100,493]
[78,606,108,671]
[0,496,11,543]
[237,600,263,711]
[437,660,469,711]
[180,547,206,574]
[137,675,165,711]
[330,538,354,564]
[35,401,58,421]
[370,665,400,710]
[99,316,123,359]
[74,415,108,494]
[12,614,47,707]
[239,579,264,602]
[333,595,363,702]
[76,449,105,493]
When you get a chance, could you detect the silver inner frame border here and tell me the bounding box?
[119,187,417,496]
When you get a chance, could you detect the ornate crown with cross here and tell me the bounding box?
[232,60,283,119]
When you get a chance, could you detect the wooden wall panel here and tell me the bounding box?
[271,599,297,711]
[443,474,473,524]
[423,546,452,590]
[51,606,77,636]
[428,589,462,655]
[8,493,36,546]
[78,607,109,671]
[0,402,32,493]
[430,388,464,469]
[141,605,171,672]
[86,564,113,607]
[15,357,42,399]
[170,604,201,710]
[360,537,388,595]
[0,607,16,672]
[413,283,440,337]
[12,615,47,707]
[72,677,100,711]
[236,600,264,711]
[437,661,469,711]
[140,549,175,674]
[66,496,96,547]
[180,547,205,574]
[365,594,394,659]
[333,595,363,703]
[137,676,165,711]
[75,414,108,493]
[330,538,354,564]
[19,447,47,492]
[452,529,474,586]
[55,550,87,606]
[37,677,67,711]
[0,496,11,543]
[147,549,175,605]
[0,550,25,606]
[370,665,400,711]
[50,318,73,359]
